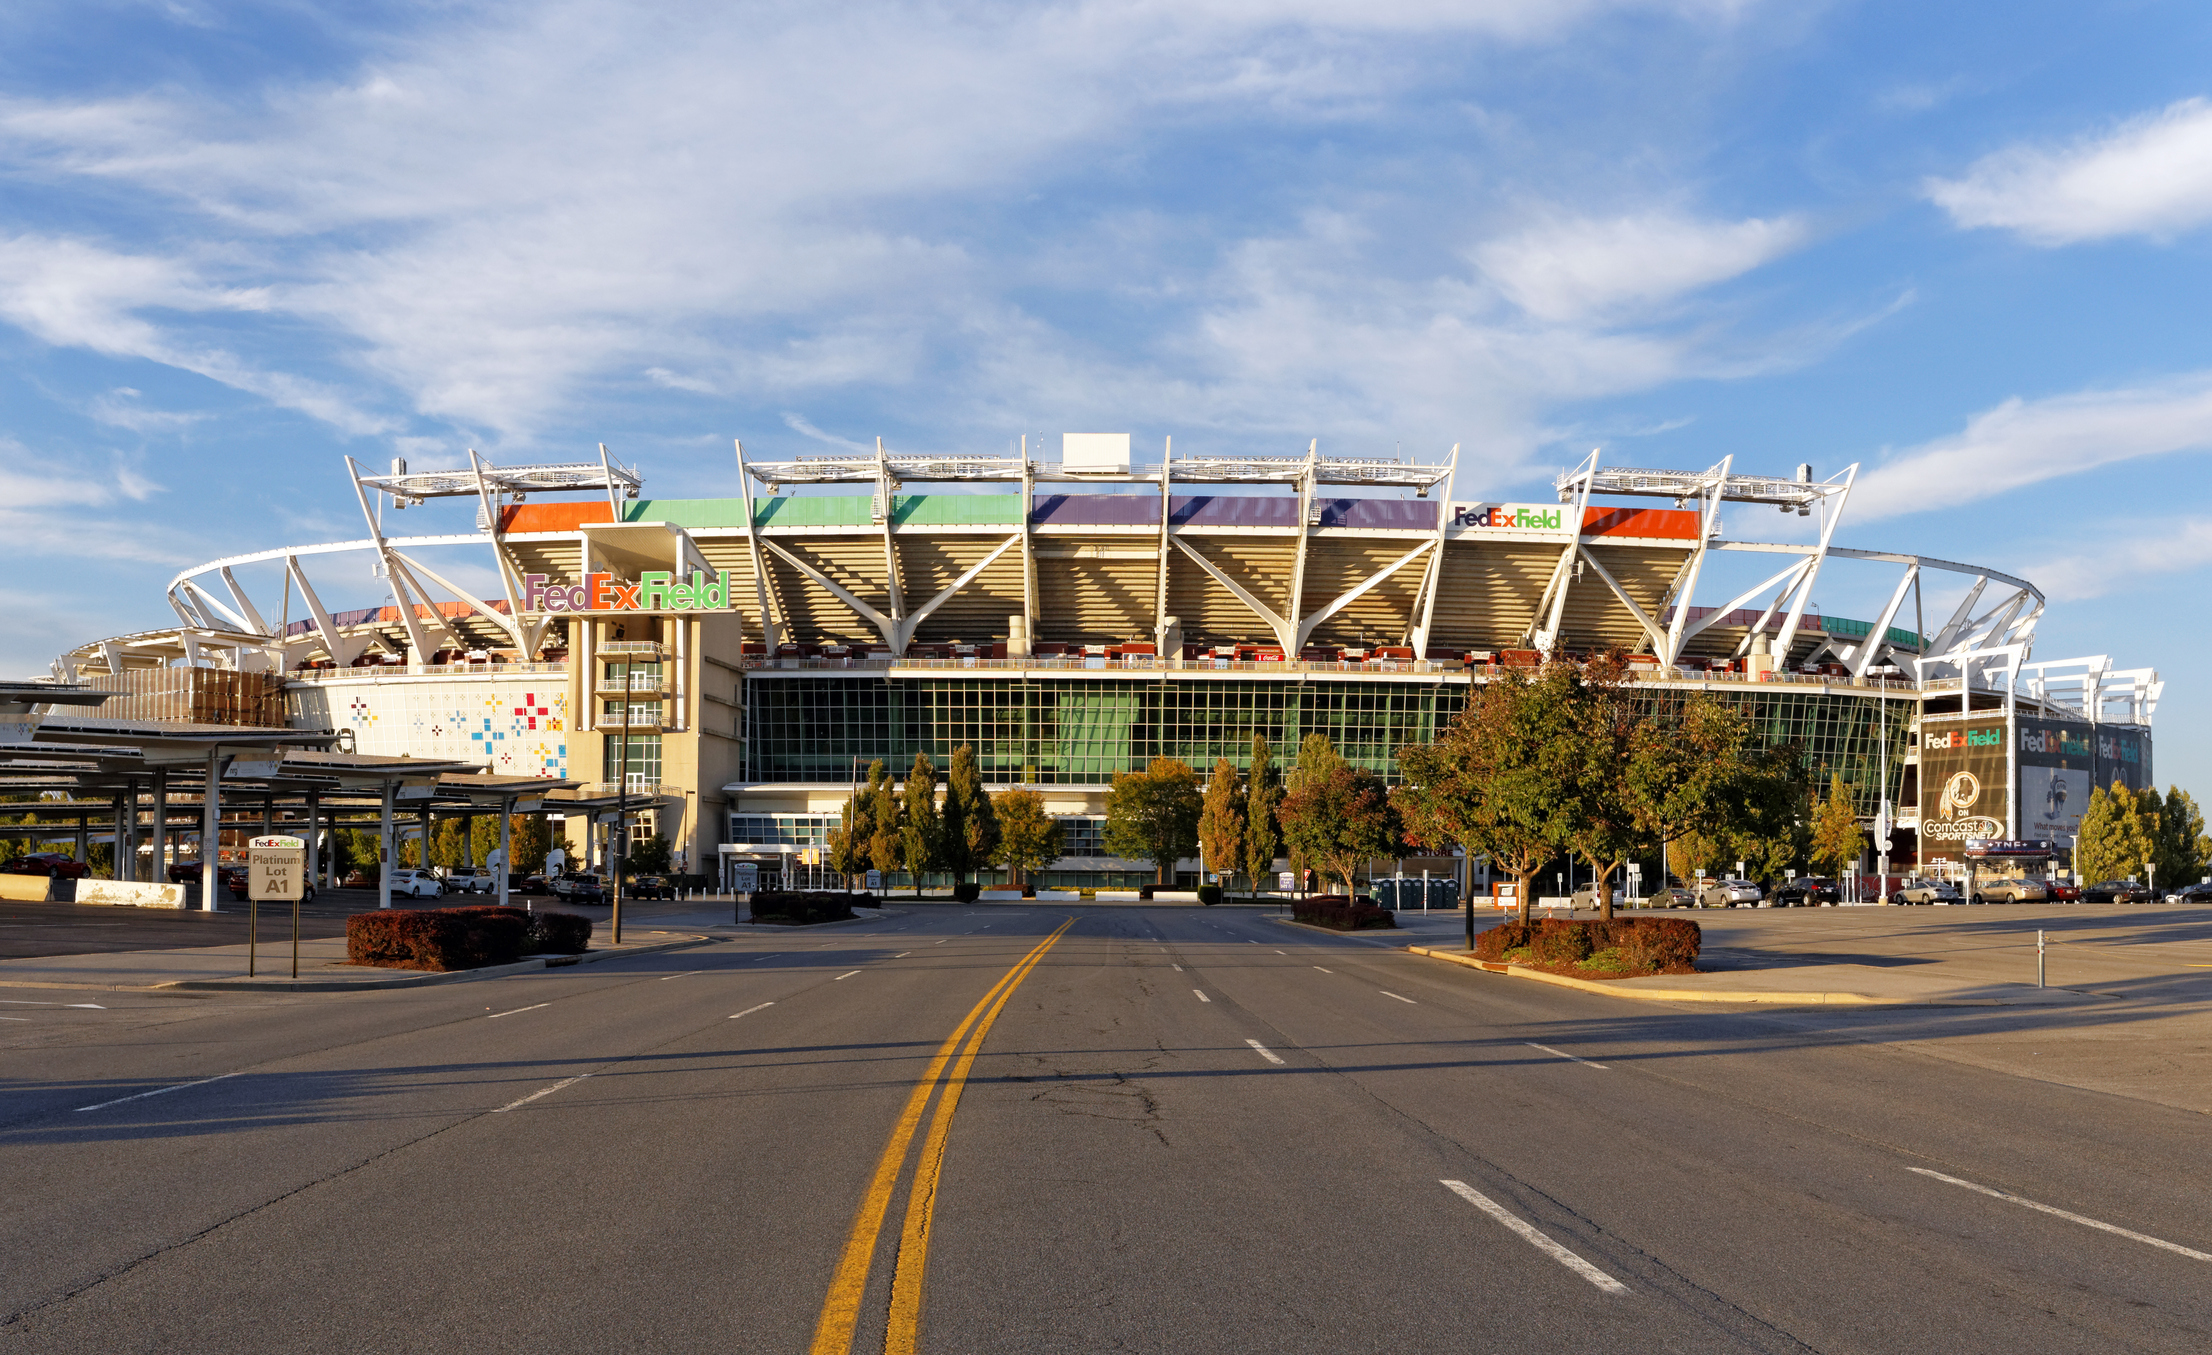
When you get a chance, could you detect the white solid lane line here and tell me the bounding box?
[729,1002,775,1019]
[488,1003,550,1019]
[0,1017,27,1021]
[1314,966,1333,973]
[1,1000,101,1007]
[1441,1180,1630,1294]
[76,1071,240,1114]
[1527,1042,1608,1070]
[1908,1167,2212,1262]
[894,952,912,958]
[493,1074,591,1113]
[1275,949,1288,954]
[834,970,862,980]
[1380,991,1417,1004]
[659,971,700,981]
[1246,1039,1285,1065]
[1171,964,1183,971]
[1194,989,1211,1002]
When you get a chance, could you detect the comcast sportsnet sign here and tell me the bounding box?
[1449,503,1571,534]
[523,570,735,614]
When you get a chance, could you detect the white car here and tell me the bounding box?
[388,868,445,899]
[1695,878,1763,908]
[442,866,496,894]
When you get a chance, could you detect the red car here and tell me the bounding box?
[2046,881,2082,901]
[2,852,91,879]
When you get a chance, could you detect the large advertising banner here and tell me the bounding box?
[2095,726,2153,795]
[2018,718,2093,840]
[1919,719,2008,854]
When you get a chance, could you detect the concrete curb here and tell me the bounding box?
[727,907,906,931]
[1403,944,1884,1005]
[0,934,717,995]
[1269,916,1413,945]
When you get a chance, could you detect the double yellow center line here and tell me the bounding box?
[809,918,1075,1355]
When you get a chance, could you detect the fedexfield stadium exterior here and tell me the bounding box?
[56,436,2162,889]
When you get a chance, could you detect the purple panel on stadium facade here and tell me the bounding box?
[1318,499,1439,530]
[1030,494,1161,526]
[1168,495,1300,527]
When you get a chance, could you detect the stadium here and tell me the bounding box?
[52,435,2163,890]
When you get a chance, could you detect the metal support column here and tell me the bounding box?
[200,751,231,911]
[150,769,168,886]
[378,781,397,909]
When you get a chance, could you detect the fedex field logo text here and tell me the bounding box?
[1453,505,1565,531]
[523,571,734,614]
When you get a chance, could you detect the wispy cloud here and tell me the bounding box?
[1927,97,2212,244]
[782,412,874,452]
[1853,373,2212,520]
[0,0,1776,448]
[1474,210,1809,322]
[2026,518,2212,602]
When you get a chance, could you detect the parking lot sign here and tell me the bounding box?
[248,835,306,902]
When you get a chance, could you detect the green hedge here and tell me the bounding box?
[1292,895,1397,931]
[750,891,874,925]
[1475,917,1700,973]
[1197,884,1222,906]
[346,906,595,971]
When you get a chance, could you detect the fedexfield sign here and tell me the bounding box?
[523,570,735,614]
[1449,503,1570,533]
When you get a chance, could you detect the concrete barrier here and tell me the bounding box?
[0,874,54,902]
[74,880,189,909]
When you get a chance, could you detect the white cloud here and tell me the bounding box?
[782,413,874,452]
[1927,98,2212,244]
[0,0,1772,445]
[87,386,208,433]
[0,233,390,434]
[1474,211,1808,322]
[2028,518,2212,602]
[1853,373,2212,520]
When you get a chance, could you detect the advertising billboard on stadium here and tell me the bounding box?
[2017,717,2092,841]
[1918,718,2008,859]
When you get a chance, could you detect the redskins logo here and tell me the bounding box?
[1944,771,1980,818]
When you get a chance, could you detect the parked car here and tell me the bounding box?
[343,869,375,888]
[1644,885,1697,909]
[1891,879,1961,905]
[514,873,549,895]
[1974,877,2049,904]
[2165,882,2212,905]
[441,866,496,894]
[2045,880,2082,901]
[2079,880,2154,904]
[167,859,206,884]
[1771,878,1839,907]
[387,868,445,899]
[0,852,91,879]
[549,872,605,903]
[628,875,676,900]
[1695,878,1763,908]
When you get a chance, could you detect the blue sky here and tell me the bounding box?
[1,1,2206,799]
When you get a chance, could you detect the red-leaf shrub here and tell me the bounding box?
[1472,916,1699,973]
[450,905,593,955]
[347,908,521,972]
[1292,895,1398,930]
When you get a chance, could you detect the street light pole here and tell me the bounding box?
[611,646,630,946]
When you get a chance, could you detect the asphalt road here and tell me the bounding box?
[2,905,2207,1353]
[0,889,562,959]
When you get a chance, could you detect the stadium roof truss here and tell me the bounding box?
[54,441,2157,727]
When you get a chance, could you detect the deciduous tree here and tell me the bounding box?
[1198,758,1246,896]
[1104,757,1202,885]
[1808,774,1866,878]
[990,788,1063,891]
[899,751,942,896]
[1278,764,1400,897]
[2154,786,2210,889]
[941,744,1000,885]
[1396,663,1583,943]
[1245,734,1281,896]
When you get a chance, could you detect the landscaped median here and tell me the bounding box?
[1407,916,1884,1004]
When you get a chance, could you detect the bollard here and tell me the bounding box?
[2038,928,2046,988]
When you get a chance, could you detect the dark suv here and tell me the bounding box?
[549,872,605,903]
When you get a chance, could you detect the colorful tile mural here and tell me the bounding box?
[290,677,568,777]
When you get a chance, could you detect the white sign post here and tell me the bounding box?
[248,834,307,978]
